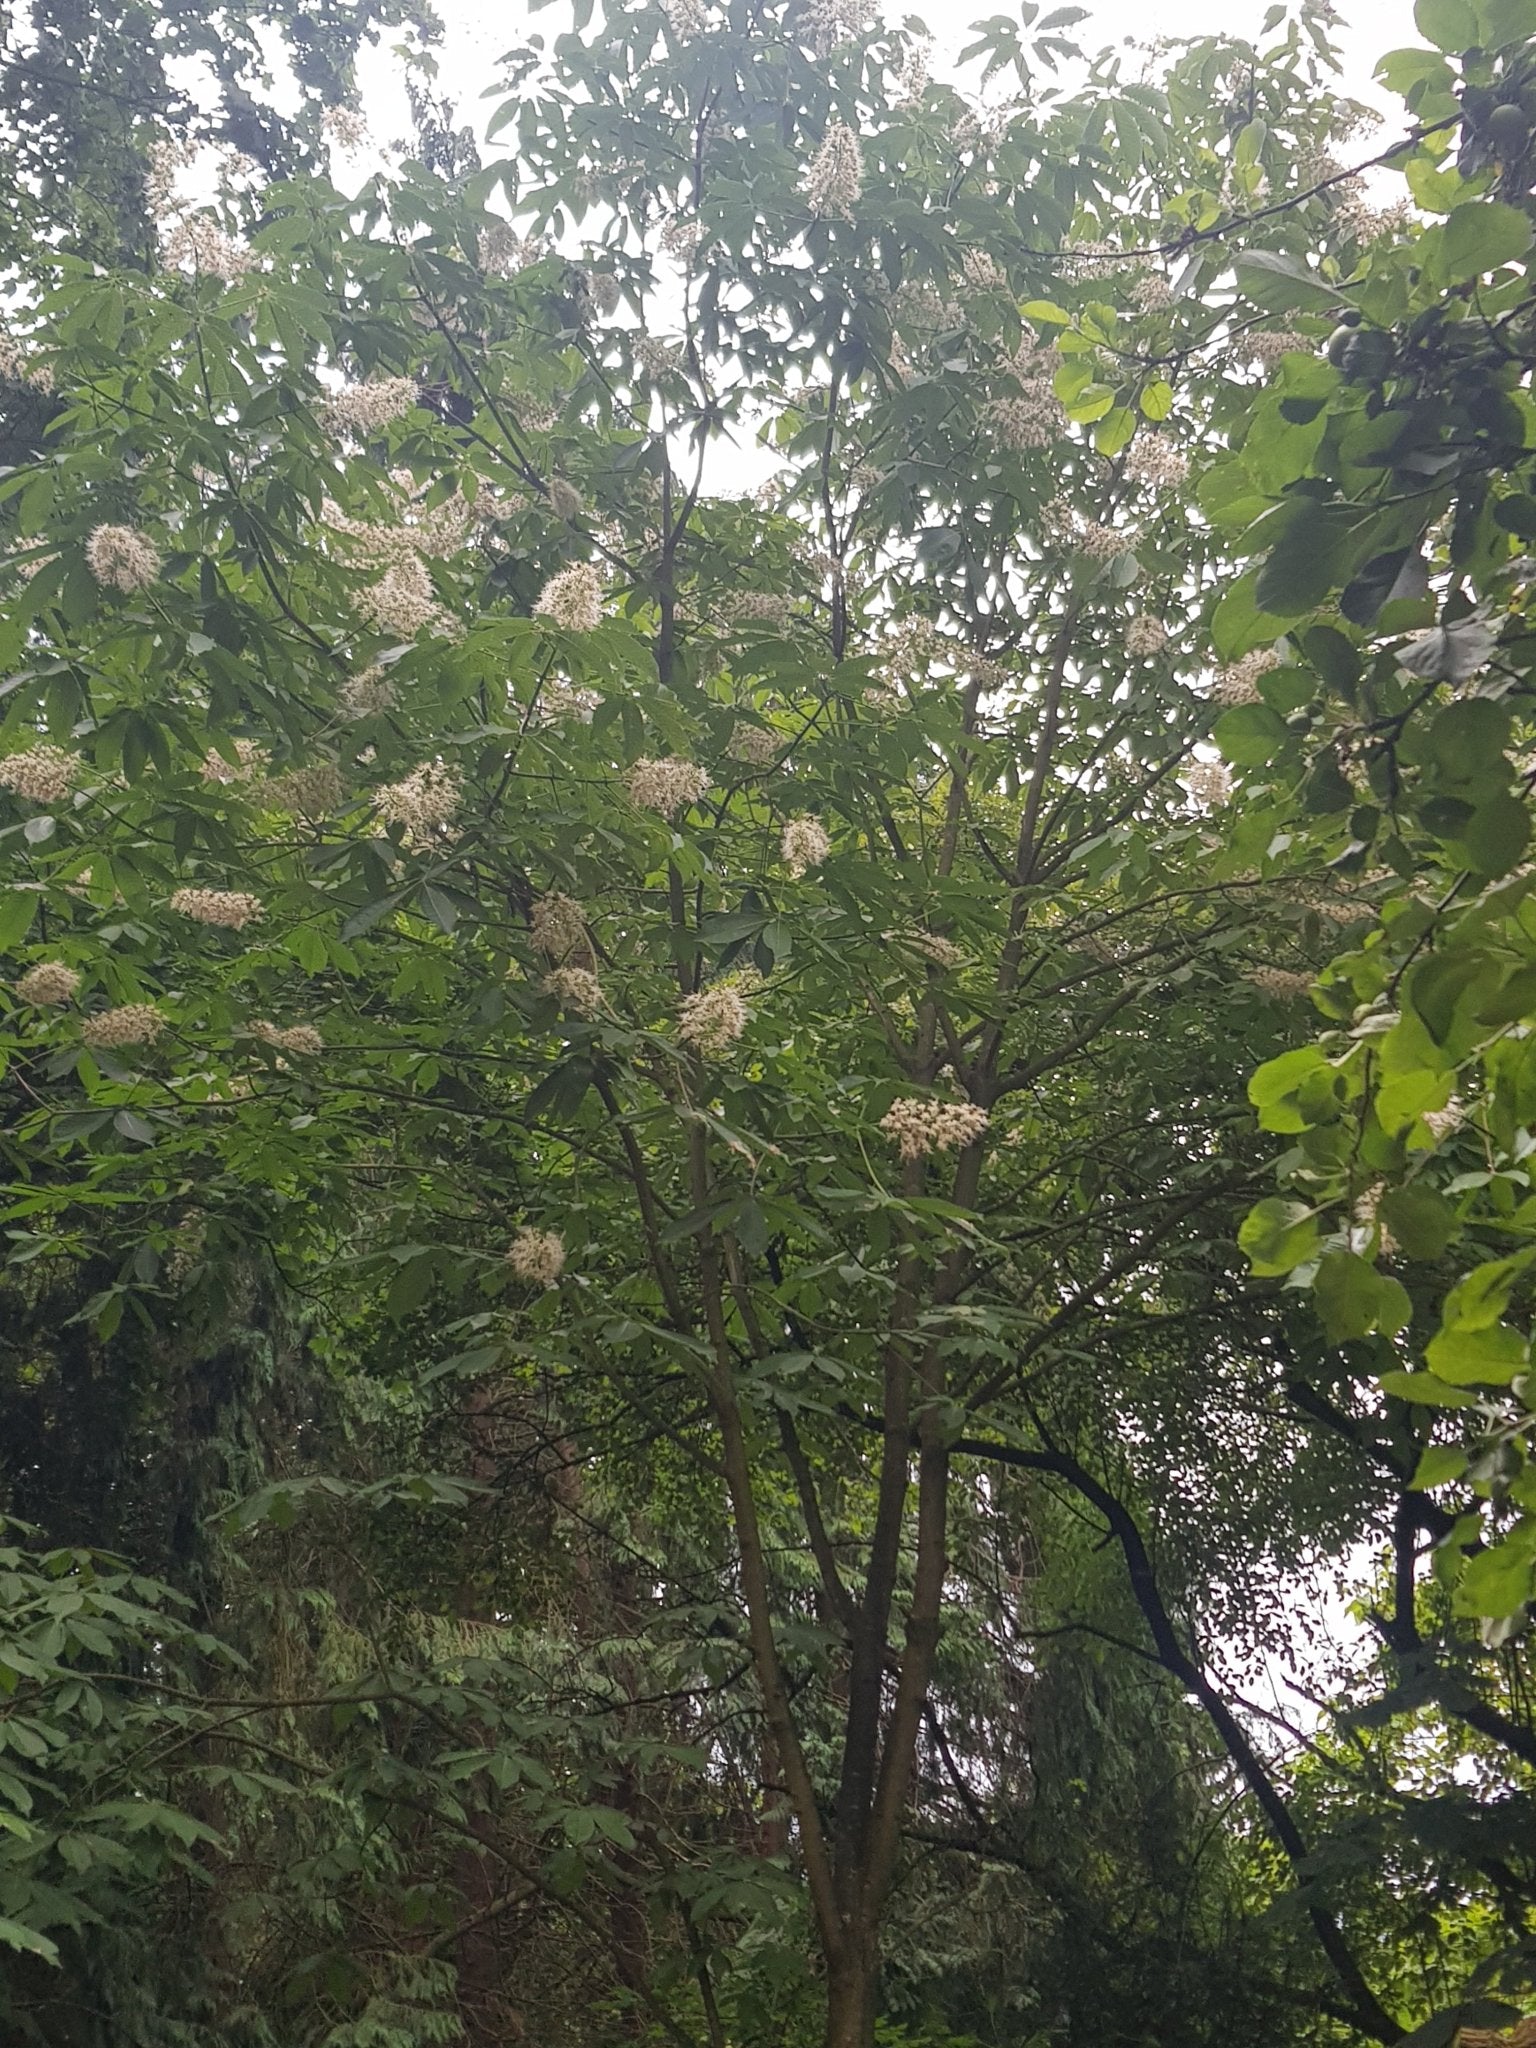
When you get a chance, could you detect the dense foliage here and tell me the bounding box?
[1,0,1535,2043]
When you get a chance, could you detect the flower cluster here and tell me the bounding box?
[660,214,705,259]
[321,378,419,439]
[905,931,965,968]
[880,1096,990,1161]
[202,739,269,782]
[145,134,196,212]
[82,1002,165,1050]
[86,524,160,594]
[803,120,862,220]
[358,556,457,639]
[253,1019,325,1055]
[1077,520,1137,562]
[170,887,265,930]
[1246,966,1313,1000]
[985,340,1065,452]
[736,591,792,625]
[1130,271,1175,314]
[0,743,78,803]
[1212,648,1280,705]
[633,334,684,379]
[729,722,780,766]
[960,248,1007,295]
[535,562,604,632]
[322,105,369,152]
[589,271,622,318]
[543,966,603,1017]
[506,1228,566,1288]
[1245,328,1311,370]
[1125,615,1168,658]
[0,332,54,391]
[14,961,80,1005]
[1124,437,1189,488]
[268,763,346,816]
[546,478,584,523]
[627,756,711,817]
[530,892,587,960]
[797,0,873,55]
[162,216,254,280]
[895,39,931,104]
[1183,760,1233,809]
[781,815,831,877]
[1422,1099,1464,1143]
[533,677,600,725]
[338,667,398,719]
[481,222,550,277]
[1352,1179,1397,1258]
[376,760,461,837]
[664,0,709,29]
[679,982,749,1056]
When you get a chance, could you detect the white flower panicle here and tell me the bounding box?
[543,966,604,1017]
[359,556,456,640]
[678,983,749,1056]
[735,591,793,625]
[1422,1099,1464,1143]
[161,216,254,281]
[86,524,160,594]
[906,931,965,968]
[781,815,831,877]
[253,1020,325,1055]
[506,1228,566,1288]
[144,134,196,212]
[376,760,462,837]
[169,887,265,930]
[535,562,605,632]
[1353,1179,1398,1257]
[1183,760,1234,809]
[481,223,550,277]
[960,248,1007,295]
[1246,329,1310,370]
[530,892,587,960]
[1212,648,1281,706]
[798,0,873,55]
[1077,520,1136,562]
[338,667,399,719]
[0,743,78,804]
[1246,966,1313,1000]
[626,756,711,818]
[729,722,781,766]
[321,377,418,439]
[546,478,584,523]
[202,738,270,783]
[14,961,80,1005]
[322,105,369,152]
[880,1096,990,1161]
[1131,271,1175,314]
[1124,437,1189,488]
[1125,615,1169,658]
[664,0,709,30]
[0,332,55,391]
[82,1002,165,1049]
[269,763,347,816]
[895,39,931,104]
[985,340,1065,451]
[803,121,863,220]
[634,334,684,379]
[589,270,622,318]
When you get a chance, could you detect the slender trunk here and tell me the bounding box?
[824,1941,877,2048]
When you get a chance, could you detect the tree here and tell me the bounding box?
[2,0,1534,2043]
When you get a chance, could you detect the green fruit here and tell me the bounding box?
[1338,328,1395,385]
[1325,323,1357,367]
[1486,102,1531,157]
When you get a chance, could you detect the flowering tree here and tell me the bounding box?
[2,0,1533,2042]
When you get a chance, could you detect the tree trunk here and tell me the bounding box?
[824,1942,877,2048]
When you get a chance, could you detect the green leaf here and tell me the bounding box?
[1426,201,1533,286]
[1254,504,1363,618]
[1377,1370,1480,1407]
[1413,0,1478,47]
[1458,791,1530,876]
[1234,249,1344,312]
[0,1917,58,1964]
[1379,1184,1459,1260]
[1455,1525,1536,1617]
[1138,380,1174,421]
[1213,702,1290,767]
[1314,1250,1412,1341]
[1238,1196,1320,1275]
[1424,1319,1528,1385]
[1410,1442,1469,1489]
